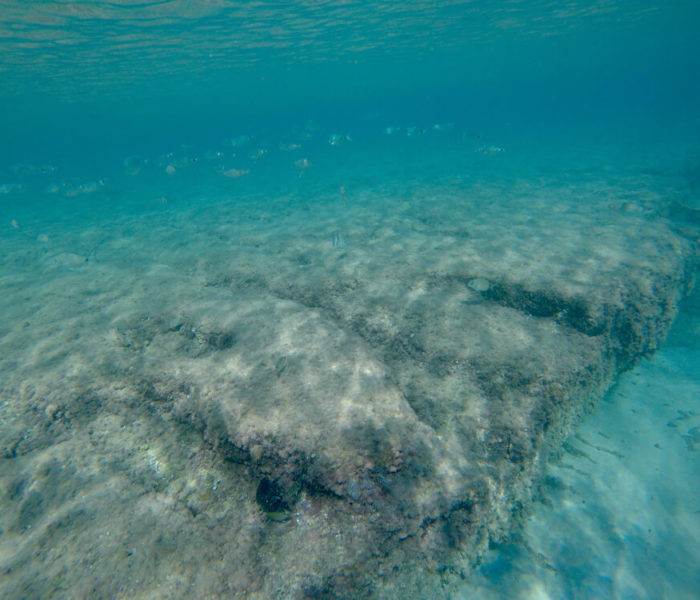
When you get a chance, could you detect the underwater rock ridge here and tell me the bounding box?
[2,187,699,599]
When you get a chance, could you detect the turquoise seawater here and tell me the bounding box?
[1,2,698,599]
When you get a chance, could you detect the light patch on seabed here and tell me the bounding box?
[460,343,700,600]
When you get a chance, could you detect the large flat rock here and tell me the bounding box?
[0,173,697,598]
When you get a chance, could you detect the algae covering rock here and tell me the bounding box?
[0,174,698,599]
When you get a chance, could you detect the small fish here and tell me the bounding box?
[0,183,23,193]
[44,182,64,193]
[294,158,311,169]
[165,165,176,175]
[280,143,301,151]
[222,168,249,178]
[10,219,34,240]
[65,182,102,196]
[45,252,90,271]
[384,126,401,135]
[476,145,504,155]
[79,181,101,193]
[406,126,425,136]
[328,134,352,146]
[172,156,196,168]
[332,231,345,249]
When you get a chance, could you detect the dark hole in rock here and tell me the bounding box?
[256,477,290,514]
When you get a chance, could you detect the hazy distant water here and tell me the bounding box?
[1,1,699,171]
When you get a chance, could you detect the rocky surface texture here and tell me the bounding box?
[1,174,698,599]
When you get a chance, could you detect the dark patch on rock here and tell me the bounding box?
[255,477,291,514]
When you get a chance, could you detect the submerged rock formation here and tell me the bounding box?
[1,175,698,599]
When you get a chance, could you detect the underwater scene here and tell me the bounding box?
[0,2,698,599]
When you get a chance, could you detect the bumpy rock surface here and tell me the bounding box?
[1,174,698,599]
